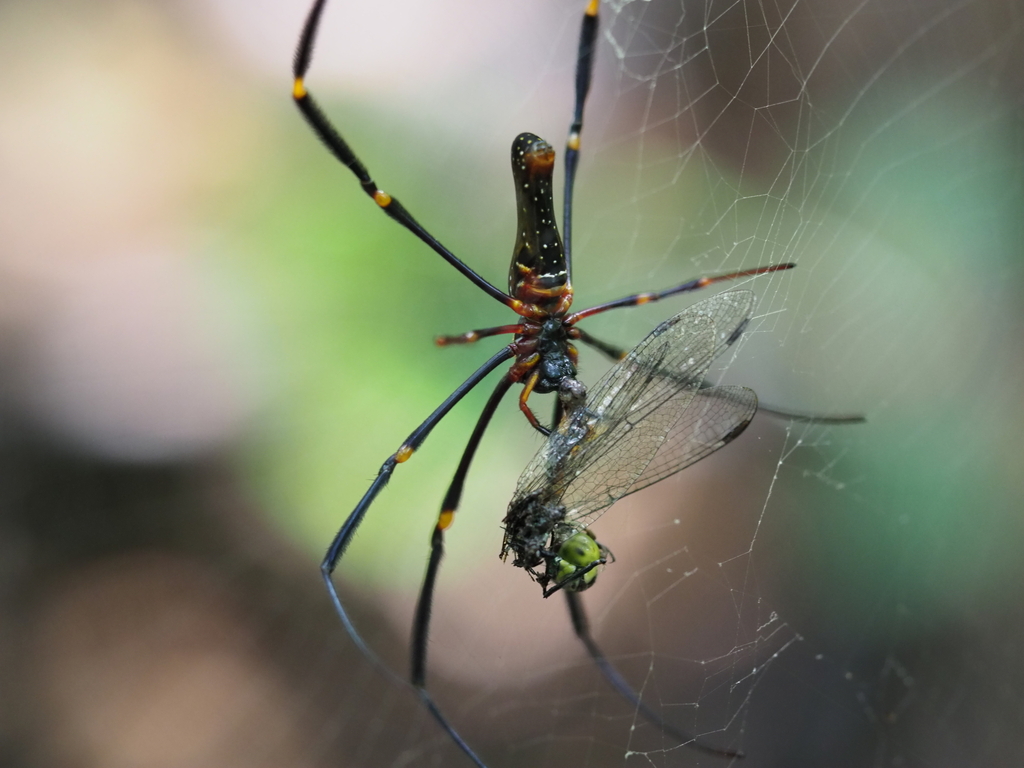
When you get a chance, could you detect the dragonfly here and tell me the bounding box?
[503,289,758,598]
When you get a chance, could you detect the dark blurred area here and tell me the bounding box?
[1,0,1023,766]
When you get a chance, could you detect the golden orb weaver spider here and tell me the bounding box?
[291,0,862,764]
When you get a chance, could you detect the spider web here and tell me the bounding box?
[222,0,1024,765]
[280,0,1018,762]
[299,3,1019,765]
[3,0,1021,767]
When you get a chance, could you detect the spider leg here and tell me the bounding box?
[757,407,865,424]
[564,591,743,759]
[576,327,628,361]
[320,347,513,679]
[293,0,514,309]
[542,557,605,598]
[567,263,795,322]
[550,395,564,433]
[517,369,552,437]
[411,374,514,768]
[562,0,600,274]
[435,324,525,347]
[718,395,866,424]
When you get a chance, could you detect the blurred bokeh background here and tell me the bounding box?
[1,0,1022,766]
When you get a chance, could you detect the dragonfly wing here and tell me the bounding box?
[516,288,757,524]
[699,289,757,363]
[581,289,755,429]
[617,384,757,498]
[513,290,758,525]
[560,384,757,530]
[510,311,716,507]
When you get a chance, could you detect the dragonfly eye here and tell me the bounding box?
[552,529,604,592]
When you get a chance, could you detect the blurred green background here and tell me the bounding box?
[0,0,1022,766]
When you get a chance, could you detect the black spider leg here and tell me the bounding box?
[565,591,744,759]
[575,327,623,360]
[293,0,515,310]
[567,264,795,324]
[542,557,605,598]
[320,347,513,693]
[550,396,564,433]
[743,402,865,424]
[562,0,600,275]
[577,329,865,424]
[410,374,515,768]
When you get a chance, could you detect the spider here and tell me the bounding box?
[291,0,856,764]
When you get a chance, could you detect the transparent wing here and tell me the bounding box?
[513,305,716,504]
[543,315,717,495]
[559,384,757,528]
[608,385,757,498]
[511,290,757,526]
[580,289,754,427]
[693,289,755,365]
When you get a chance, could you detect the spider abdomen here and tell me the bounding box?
[509,133,569,307]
